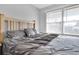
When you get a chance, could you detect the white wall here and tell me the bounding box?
[0,4,40,32]
[39,10,46,33]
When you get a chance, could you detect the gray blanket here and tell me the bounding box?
[3,33,58,55]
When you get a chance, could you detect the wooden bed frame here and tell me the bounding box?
[0,13,35,44]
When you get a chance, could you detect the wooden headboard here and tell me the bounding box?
[0,13,35,43]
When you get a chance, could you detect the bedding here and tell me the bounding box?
[3,30,58,55]
[31,35,79,55]
[4,29,79,55]
[25,34,58,46]
[3,37,40,55]
[6,30,25,38]
[27,46,52,55]
[12,43,40,55]
[36,34,58,41]
[33,28,38,34]
[24,28,36,37]
[27,40,48,46]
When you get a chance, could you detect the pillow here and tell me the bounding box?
[15,30,25,37]
[7,31,16,38]
[33,28,37,34]
[6,30,25,38]
[24,28,36,37]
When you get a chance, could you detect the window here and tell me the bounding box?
[46,10,62,34]
[46,5,79,35]
[63,7,79,35]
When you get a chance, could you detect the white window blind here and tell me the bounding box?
[63,7,79,35]
[46,10,62,34]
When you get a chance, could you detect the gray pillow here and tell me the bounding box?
[24,28,36,37]
[7,30,25,38]
[33,28,37,34]
[15,30,25,37]
[7,31,16,38]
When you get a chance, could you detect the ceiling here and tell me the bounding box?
[32,4,52,9]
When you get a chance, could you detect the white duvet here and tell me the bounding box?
[31,35,79,55]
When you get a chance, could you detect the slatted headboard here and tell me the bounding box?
[0,13,35,43]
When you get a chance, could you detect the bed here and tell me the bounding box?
[3,28,79,55]
[3,28,58,55]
